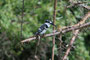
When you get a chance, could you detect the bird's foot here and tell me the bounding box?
[41,34,45,38]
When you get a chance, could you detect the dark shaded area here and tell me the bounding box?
[84,34,90,55]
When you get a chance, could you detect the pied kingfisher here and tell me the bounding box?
[35,20,55,35]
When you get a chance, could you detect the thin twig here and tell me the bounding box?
[66,1,90,10]
[62,12,90,60]
[67,2,85,8]
[34,36,41,58]
[52,0,57,60]
[79,5,90,10]
[21,0,24,39]
[34,37,40,60]
[58,34,63,60]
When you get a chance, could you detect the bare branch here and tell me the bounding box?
[62,12,90,60]
[62,30,79,60]
[67,1,90,10]
[21,22,90,43]
[80,5,90,10]
[52,0,57,60]
[21,0,24,39]
[67,2,85,8]
[57,34,63,60]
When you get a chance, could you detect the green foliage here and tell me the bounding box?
[0,0,90,60]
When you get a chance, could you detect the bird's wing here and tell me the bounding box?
[35,24,48,35]
[39,24,48,30]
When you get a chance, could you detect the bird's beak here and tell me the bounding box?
[51,23,56,27]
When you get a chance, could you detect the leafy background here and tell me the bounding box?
[0,0,90,60]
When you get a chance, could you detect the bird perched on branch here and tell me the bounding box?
[35,20,56,36]
[34,20,56,56]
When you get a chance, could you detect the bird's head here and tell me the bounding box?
[45,20,56,27]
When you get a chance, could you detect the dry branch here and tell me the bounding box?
[80,5,90,10]
[67,2,85,8]
[57,34,63,60]
[21,12,90,43]
[66,1,90,10]
[21,0,24,39]
[21,22,90,43]
[52,0,57,60]
[62,12,90,60]
[62,30,79,60]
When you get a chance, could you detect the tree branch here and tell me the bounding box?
[79,4,90,10]
[62,12,90,60]
[62,30,79,60]
[52,0,57,60]
[57,34,63,60]
[66,1,90,10]
[21,22,90,43]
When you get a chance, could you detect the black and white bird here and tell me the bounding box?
[35,20,55,36]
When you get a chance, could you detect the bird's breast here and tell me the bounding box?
[40,30,46,34]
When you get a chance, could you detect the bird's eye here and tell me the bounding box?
[45,20,48,22]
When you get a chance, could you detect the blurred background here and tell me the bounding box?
[0,0,90,60]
